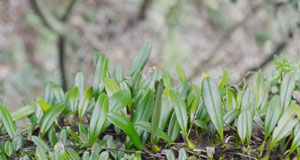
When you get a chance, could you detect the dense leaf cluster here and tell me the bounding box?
[0,44,300,159]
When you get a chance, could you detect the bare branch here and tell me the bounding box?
[29,0,65,35]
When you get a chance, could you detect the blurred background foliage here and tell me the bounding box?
[0,0,300,109]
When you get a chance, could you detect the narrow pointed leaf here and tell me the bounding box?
[93,54,108,96]
[237,110,253,144]
[107,112,142,150]
[270,104,300,149]
[170,90,188,136]
[127,43,152,76]
[32,136,50,152]
[74,72,85,96]
[176,64,186,83]
[0,106,16,139]
[39,103,66,137]
[264,95,281,139]
[11,105,35,121]
[201,77,224,141]
[103,78,120,97]
[151,79,164,143]
[218,69,229,90]
[89,93,109,145]
[78,87,93,120]
[135,121,173,143]
[280,72,296,112]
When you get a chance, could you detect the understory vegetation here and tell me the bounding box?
[1,43,300,159]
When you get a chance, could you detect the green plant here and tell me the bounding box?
[1,44,300,159]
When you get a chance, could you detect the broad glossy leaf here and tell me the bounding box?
[107,112,142,150]
[218,69,229,90]
[12,133,24,151]
[254,70,268,109]
[37,100,51,112]
[68,148,80,160]
[131,89,154,122]
[270,104,300,149]
[280,72,296,112]
[89,93,109,145]
[74,72,85,96]
[179,148,187,160]
[264,95,281,139]
[176,64,186,83]
[36,147,47,160]
[109,90,131,113]
[32,136,50,152]
[239,87,256,117]
[4,141,13,157]
[237,110,253,144]
[151,80,164,143]
[103,78,120,97]
[170,90,188,136]
[99,151,109,160]
[167,150,175,160]
[44,82,55,105]
[0,106,16,139]
[99,90,132,134]
[39,103,66,137]
[127,43,152,76]
[135,121,173,143]
[201,77,224,141]
[93,54,108,97]
[11,105,35,121]
[78,87,93,121]
[225,87,237,111]
[53,84,65,103]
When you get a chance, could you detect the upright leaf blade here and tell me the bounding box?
[107,112,142,150]
[32,136,50,152]
[39,103,66,137]
[237,110,253,144]
[103,78,120,97]
[93,54,108,97]
[89,93,109,145]
[218,69,229,90]
[270,104,300,149]
[0,106,16,139]
[151,80,164,143]
[74,72,85,96]
[201,77,224,141]
[264,95,281,139]
[176,64,186,83]
[280,72,296,112]
[78,87,93,120]
[170,90,188,136]
[127,43,152,76]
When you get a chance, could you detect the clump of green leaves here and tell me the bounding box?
[1,44,300,159]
